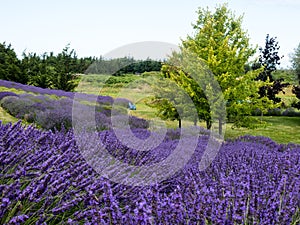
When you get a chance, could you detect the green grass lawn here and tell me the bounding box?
[225,116,300,144]
[0,106,19,124]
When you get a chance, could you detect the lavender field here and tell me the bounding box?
[0,121,299,224]
[0,79,148,132]
[0,79,300,224]
[2,0,300,222]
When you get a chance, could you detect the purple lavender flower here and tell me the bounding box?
[0,118,299,224]
[0,91,18,100]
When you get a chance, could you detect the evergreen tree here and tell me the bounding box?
[0,42,25,84]
[254,34,289,103]
[21,52,51,88]
[51,45,79,91]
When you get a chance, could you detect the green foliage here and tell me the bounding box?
[160,58,212,129]
[146,74,184,128]
[0,42,96,91]
[85,56,133,74]
[21,52,52,88]
[253,34,289,103]
[21,45,84,91]
[149,98,183,128]
[50,45,79,91]
[105,75,138,85]
[291,43,300,109]
[0,41,163,92]
[292,85,300,109]
[113,59,162,76]
[184,3,263,129]
[159,3,275,132]
[291,42,300,81]
[183,4,256,77]
[273,70,298,85]
[0,42,25,84]
[85,56,162,76]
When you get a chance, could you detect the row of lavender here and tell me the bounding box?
[0,79,148,131]
[0,121,299,224]
[0,79,83,99]
[0,92,147,131]
[0,79,126,105]
[0,78,127,114]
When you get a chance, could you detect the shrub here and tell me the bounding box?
[35,109,72,131]
[252,107,300,117]
[95,112,110,131]
[0,96,34,118]
[129,116,149,129]
[282,107,300,117]
[0,91,19,100]
[267,107,282,116]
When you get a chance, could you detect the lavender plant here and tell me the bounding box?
[0,121,299,224]
[0,92,19,101]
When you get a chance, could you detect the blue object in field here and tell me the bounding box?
[128,102,136,110]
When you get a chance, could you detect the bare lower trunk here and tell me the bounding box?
[206,120,212,130]
[193,117,197,126]
[178,119,182,128]
[218,119,222,135]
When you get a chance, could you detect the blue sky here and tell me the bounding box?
[1,0,300,68]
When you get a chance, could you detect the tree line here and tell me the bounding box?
[86,57,162,75]
[0,43,162,91]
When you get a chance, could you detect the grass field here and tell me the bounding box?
[225,116,300,144]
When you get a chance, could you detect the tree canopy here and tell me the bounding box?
[155,4,275,133]
[291,43,300,81]
[253,34,289,104]
[0,42,24,84]
[291,43,300,109]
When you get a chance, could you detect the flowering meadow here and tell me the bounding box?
[0,121,299,224]
[0,79,300,224]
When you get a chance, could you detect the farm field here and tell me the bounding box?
[0,77,299,224]
[1,1,300,224]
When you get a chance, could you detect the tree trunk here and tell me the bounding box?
[218,118,222,135]
[206,120,212,130]
[193,116,197,126]
[178,119,182,128]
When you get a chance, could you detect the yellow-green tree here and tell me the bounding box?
[146,72,198,129]
[162,4,274,133]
